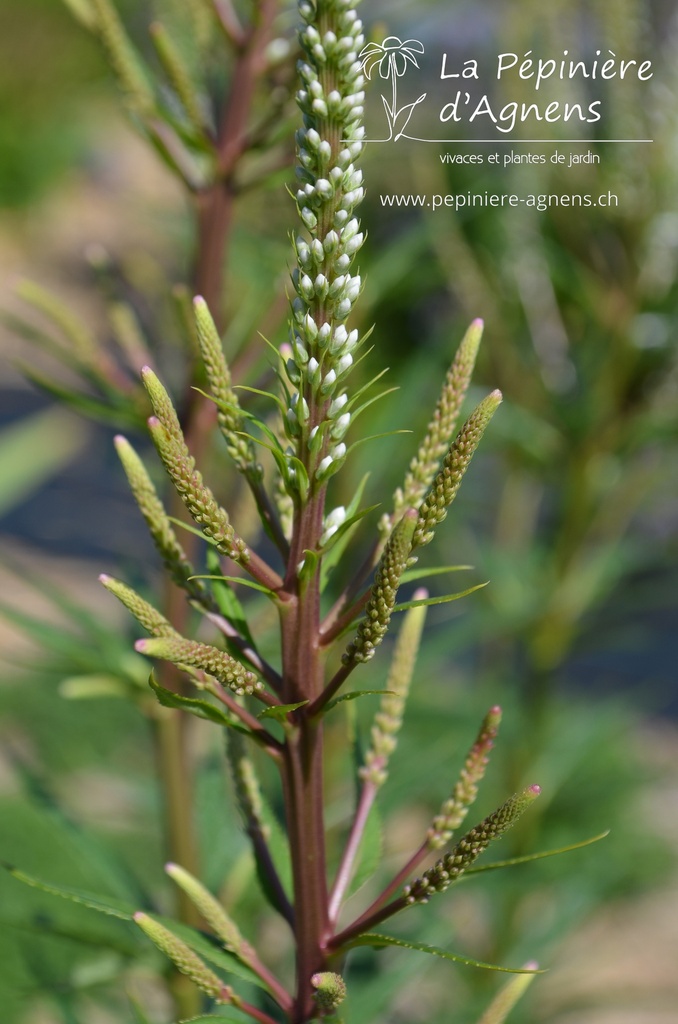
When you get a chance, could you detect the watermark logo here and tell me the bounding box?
[359,37,426,141]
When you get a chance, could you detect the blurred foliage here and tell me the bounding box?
[0,0,676,1022]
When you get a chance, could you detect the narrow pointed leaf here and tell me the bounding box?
[258,701,309,721]
[392,581,488,612]
[323,690,394,713]
[344,933,545,974]
[464,831,611,875]
[400,564,473,584]
[148,673,250,735]
[189,575,276,597]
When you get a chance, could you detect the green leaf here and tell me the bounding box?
[59,675,134,700]
[400,564,473,584]
[258,701,309,722]
[168,517,220,547]
[323,691,394,713]
[1,865,264,989]
[344,934,545,974]
[189,575,276,598]
[392,582,488,613]
[205,548,254,646]
[148,673,250,735]
[0,407,87,518]
[1,865,137,921]
[464,831,611,876]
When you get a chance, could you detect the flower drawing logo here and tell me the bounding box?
[359,36,427,141]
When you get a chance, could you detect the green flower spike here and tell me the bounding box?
[99,575,177,638]
[91,0,155,116]
[359,591,428,787]
[133,912,233,1002]
[404,786,541,904]
[165,863,250,959]
[135,635,262,696]
[343,509,418,665]
[392,318,484,524]
[114,435,208,600]
[193,296,260,477]
[413,389,502,549]
[141,366,249,563]
[427,705,503,850]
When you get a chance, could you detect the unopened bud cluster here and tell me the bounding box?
[284,0,366,488]
[344,509,417,665]
[413,390,502,548]
[136,636,262,696]
[403,786,541,904]
[427,706,502,850]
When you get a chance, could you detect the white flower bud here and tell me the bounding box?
[331,442,347,460]
[311,238,325,263]
[315,178,333,198]
[316,455,333,477]
[331,325,348,349]
[320,369,337,393]
[336,353,353,375]
[331,412,351,439]
[317,322,332,347]
[329,393,348,417]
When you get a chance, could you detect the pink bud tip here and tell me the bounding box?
[528,784,541,795]
[133,911,147,923]
[141,365,152,376]
[98,574,111,584]
[134,639,148,652]
[490,388,503,401]
[524,960,539,971]
[147,416,160,428]
[113,434,126,445]
[472,317,484,328]
[490,705,501,716]
[412,587,428,601]
[165,862,177,872]
[193,295,205,306]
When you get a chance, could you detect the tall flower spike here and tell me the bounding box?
[193,296,260,478]
[343,509,418,665]
[135,635,262,696]
[141,366,249,563]
[427,705,502,850]
[413,389,502,549]
[165,863,251,960]
[99,575,177,638]
[284,0,367,486]
[114,435,210,602]
[133,913,233,1003]
[403,786,541,905]
[391,319,484,526]
[359,590,428,787]
[91,0,155,115]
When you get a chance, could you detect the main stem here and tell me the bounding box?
[280,490,332,1022]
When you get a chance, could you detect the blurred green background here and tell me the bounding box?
[0,1,677,1023]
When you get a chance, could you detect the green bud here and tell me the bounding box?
[99,575,176,638]
[165,863,250,959]
[427,706,502,850]
[312,972,347,1011]
[393,319,484,521]
[344,509,417,665]
[404,786,541,904]
[413,390,502,549]
[91,0,155,115]
[360,591,428,787]
[136,635,261,696]
[134,912,232,1002]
